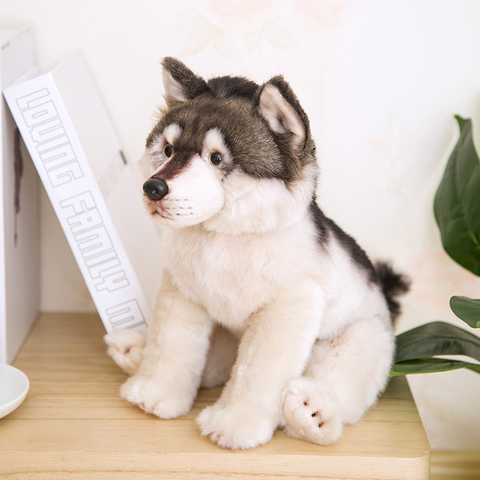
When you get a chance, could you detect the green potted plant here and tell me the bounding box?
[391,116,480,377]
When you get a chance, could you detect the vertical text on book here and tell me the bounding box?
[60,192,129,293]
[15,87,84,188]
[15,86,130,294]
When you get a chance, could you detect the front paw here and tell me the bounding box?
[104,329,146,376]
[197,403,276,449]
[120,374,193,419]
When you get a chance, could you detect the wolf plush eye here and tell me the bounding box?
[209,152,223,166]
[163,143,173,158]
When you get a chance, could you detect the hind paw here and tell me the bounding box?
[104,329,146,375]
[282,377,342,446]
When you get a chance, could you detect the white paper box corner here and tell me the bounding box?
[4,51,159,335]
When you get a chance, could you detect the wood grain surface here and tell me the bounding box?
[0,312,431,479]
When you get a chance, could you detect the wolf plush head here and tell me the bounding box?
[141,58,318,234]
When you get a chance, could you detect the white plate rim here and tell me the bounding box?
[0,364,29,419]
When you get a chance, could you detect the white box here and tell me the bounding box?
[0,24,39,363]
[4,51,161,336]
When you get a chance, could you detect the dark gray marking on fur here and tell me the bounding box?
[254,75,312,155]
[309,198,410,323]
[207,75,259,99]
[162,57,210,104]
[149,96,289,181]
[147,61,316,185]
[308,199,330,247]
[374,261,410,323]
[153,151,194,182]
[308,198,377,283]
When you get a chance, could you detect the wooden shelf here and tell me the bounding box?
[0,312,430,479]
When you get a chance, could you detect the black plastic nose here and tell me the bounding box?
[143,177,169,201]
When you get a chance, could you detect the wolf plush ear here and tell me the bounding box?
[256,76,310,154]
[162,57,209,107]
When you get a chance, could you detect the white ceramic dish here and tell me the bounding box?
[0,364,29,419]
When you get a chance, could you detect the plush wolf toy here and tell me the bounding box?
[105,58,409,450]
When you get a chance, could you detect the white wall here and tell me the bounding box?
[1,0,480,450]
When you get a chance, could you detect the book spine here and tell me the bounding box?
[0,24,39,363]
[4,75,150,334]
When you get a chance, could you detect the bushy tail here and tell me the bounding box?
[375,261,410,323]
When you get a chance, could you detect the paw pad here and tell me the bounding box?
[282,378,343,446]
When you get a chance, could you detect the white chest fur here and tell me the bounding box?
[162,217,319,332]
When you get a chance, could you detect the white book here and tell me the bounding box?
[0,24,39,363]
[4,51,160,337]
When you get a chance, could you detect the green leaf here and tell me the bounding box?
[450,296,480,328]
[434,116,480,276]
[395,321,480,363]
[390,357,480,377]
